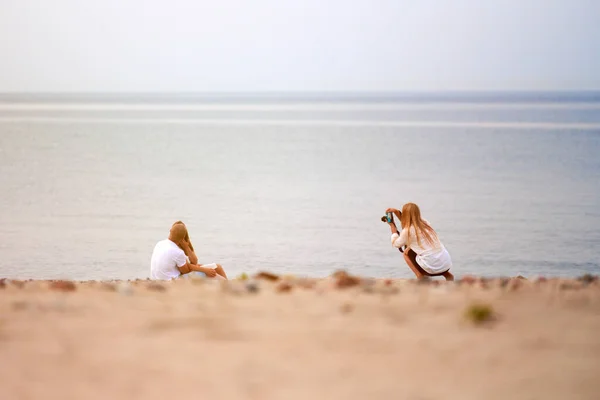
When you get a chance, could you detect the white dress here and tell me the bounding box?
[390,222,452,275]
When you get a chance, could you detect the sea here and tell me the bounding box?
[0,92,599,280]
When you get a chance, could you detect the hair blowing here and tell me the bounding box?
[399,203,439,247]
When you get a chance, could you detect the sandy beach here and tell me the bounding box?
[1,273,599,400]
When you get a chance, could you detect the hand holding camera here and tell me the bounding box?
[381,208,400,224]
[380,212,394,224]
[382,208,404,253]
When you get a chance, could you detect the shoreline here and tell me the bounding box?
[0,270,600,289]
[0,271,597,284]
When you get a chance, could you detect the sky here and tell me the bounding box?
[0,0,599,92]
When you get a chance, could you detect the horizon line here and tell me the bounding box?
[2,90,600,103]
[2,89,600,95]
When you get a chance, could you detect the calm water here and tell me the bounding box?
[1,95,599,280]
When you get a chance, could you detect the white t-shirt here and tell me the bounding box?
[150,239,187,280]
[391,220,452,274]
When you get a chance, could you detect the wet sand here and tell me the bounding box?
[1,274,599,400]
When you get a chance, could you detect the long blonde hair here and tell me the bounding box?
[172,220,194,251]
[399,203,439,247]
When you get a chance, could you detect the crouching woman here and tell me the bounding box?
[387,203,454,281]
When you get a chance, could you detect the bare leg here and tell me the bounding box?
[403,249,427,280]
[214,264,228,279]
[442,271,454,281]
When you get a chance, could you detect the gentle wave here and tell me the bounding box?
[1,102,600,111]
[1,116,600,130]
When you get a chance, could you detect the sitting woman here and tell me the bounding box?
[171,220,228,279]
[386,203,454,281]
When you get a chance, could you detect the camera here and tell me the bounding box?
[381,212,393,223]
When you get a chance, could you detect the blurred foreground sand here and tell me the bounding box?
[1,274,599,400]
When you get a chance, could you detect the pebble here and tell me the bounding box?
[255,271,280,282]
[460,275,477,286]
[276,282,293,293]
[49,280,77,292]
[336,275,361,289]
[333,270,361,289]
[332,270,349,279]
[245,280,260,293]
[577,274,598,285]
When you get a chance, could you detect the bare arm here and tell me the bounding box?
[177,263,192,275]
[178,240,198,265]
[175,262,216,277]
[386,208,402,220]
[189,263,217,277]
[187,248,198,265]
[185,244,199,265]
[389,221,399,235]
[174,238,216,277]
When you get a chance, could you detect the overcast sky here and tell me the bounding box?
[1,0,599,92]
